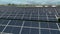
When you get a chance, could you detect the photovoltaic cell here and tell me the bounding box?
[4,26,21,34]
[21,28,30,34]
[21,28,39,34]
[9,20,23,26]
[0,20,9,25]
[41,29,50,34]
[40,22,48,28]
[50,30,60,34]
[48,23,58,29]
[30,28,39,34]
[24,21,32,27]
[58,23,60,27]
[0,26,5,32]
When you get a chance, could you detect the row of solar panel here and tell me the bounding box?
[0,20,60,29]
[0,10,57,21]
[0,8,59,14]
[0,26,60,34]
[0,16,57,21]
[0,7,60,16]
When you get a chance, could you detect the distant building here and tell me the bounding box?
[45,5,49,7]
[35,6,43,7]
[52,5,56,7]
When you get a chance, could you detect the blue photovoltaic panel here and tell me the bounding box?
[40,22,48,28]
[4,26,21,34]
[0,6,60,34]
[21,28,39,34]
[50,30,60,34]
[9,20,23,26]
[0,26,5,32]
[41,29,50,34]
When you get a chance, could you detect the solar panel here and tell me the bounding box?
[0,6,60,34]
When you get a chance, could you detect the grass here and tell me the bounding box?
[0,4,60,7]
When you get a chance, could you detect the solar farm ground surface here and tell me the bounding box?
[0,6,60,34]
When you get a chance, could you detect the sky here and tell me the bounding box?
[0,0,60,4]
